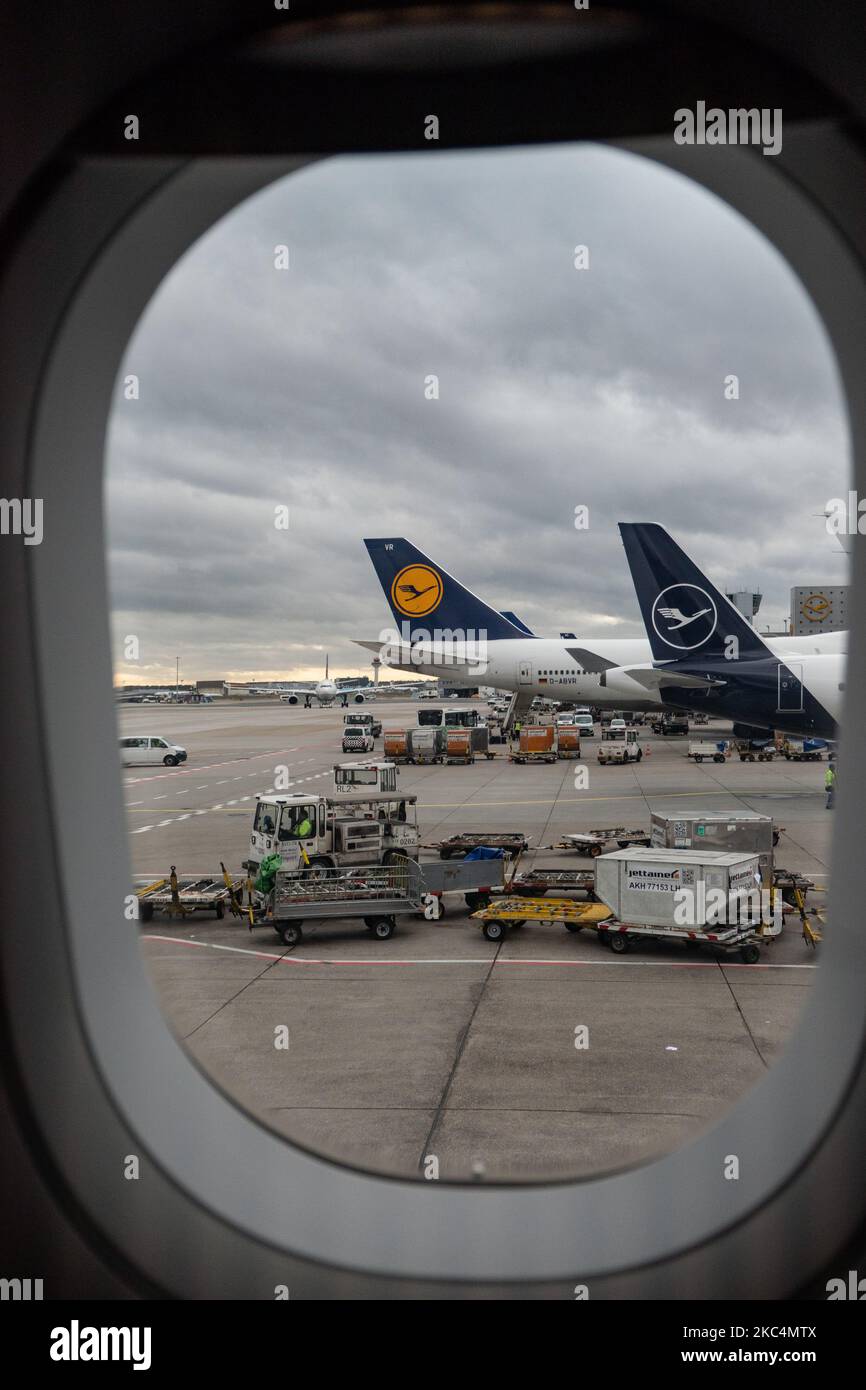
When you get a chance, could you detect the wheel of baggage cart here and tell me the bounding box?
[370,916,395,940]
[608,932,630,953]
[694,754,704,763]
[482,919,507,941]
[138,900,153,923]
[278,922,303,947]
[616,840,631,848]
[439,846,453,860]
[564,922,583,933]
[464,891,490,912]
[215,900,225,919]
[739,943,760,965]
[713,753,725,763]
[589,844,603,857]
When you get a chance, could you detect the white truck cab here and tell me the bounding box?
[333,761,398,795]
[247,791,419,875]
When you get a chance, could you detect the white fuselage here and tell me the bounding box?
[366,631,846,713]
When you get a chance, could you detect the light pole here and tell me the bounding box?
[176,656,179,701]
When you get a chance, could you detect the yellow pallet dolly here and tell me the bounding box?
[471,896,612,941]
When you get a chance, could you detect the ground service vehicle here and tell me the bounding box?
[333,761,398,795]
[597,731,642,764]
[344,711,382,738]
[119,735,188,767]
[652,712,690,736]
[342,727,375,754]
[246,792,419,875]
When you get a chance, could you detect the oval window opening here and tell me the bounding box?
[106,142,849,1185]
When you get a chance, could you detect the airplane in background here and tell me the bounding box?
[280,656,371,708]
[359,537,670,711]
[612,523,843,738]
[358,536,846,719]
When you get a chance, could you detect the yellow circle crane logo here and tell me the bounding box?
[801,593,831,622]
[391,564,444,617]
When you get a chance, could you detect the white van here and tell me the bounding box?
[119,735,187,767]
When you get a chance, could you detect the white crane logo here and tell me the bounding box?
[651,585,718,651]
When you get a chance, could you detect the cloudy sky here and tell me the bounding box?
[105,143,850,684]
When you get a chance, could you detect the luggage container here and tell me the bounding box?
[510,724,557,764]
[383,727,411,762]
[409,725,446,764]
[650,811,779,877]
[445,729,474,764]
[594,847,766,931]
[556,725,582,759]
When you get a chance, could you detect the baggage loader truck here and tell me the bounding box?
[245,791,419,876]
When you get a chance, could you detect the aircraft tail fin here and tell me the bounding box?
[364,538,531,641]
[618,523,771,663]
[500,611,535,636]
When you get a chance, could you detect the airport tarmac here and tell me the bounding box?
[124,700,829,1183]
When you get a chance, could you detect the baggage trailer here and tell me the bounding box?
[593,847,778,958]
[471,897,613,941]
[544,826,651,857]
[266,858,505,945]
[734,738,775,762]
[781,737,826,762]
[510,724,558,764]
[469,893,769,962]
[136,865,247,922]
[687,740,729,763]
[431,831,530,860]
[509,867,596,897]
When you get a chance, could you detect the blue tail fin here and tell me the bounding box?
[364,538,531,640]
[500,611,535,636]
[618,523,771,662]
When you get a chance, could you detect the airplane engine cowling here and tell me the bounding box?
[353,693,365,703]
[287,694,298,705]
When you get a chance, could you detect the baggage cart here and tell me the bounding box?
[265,857,505,945]
[445,729,475,764]
[430,831,530,860]
[545,826,651,857]
[687,740,729,763]
[136,865,247,922]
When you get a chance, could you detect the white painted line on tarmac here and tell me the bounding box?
[140,936,816,970]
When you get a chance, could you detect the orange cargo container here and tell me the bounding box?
[512,724,557,763]
[556,725,581,757]
[446,729,474,763]
[383,728,410,760]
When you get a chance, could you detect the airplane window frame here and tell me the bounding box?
[8,130,866,1295]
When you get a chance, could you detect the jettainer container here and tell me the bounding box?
[650,811,778,877]
[594,848,764,930]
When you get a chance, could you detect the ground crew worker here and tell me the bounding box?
[294,809,313,837]
[825,761,836,810]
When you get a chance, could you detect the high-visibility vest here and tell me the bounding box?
[824,767,836,789]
